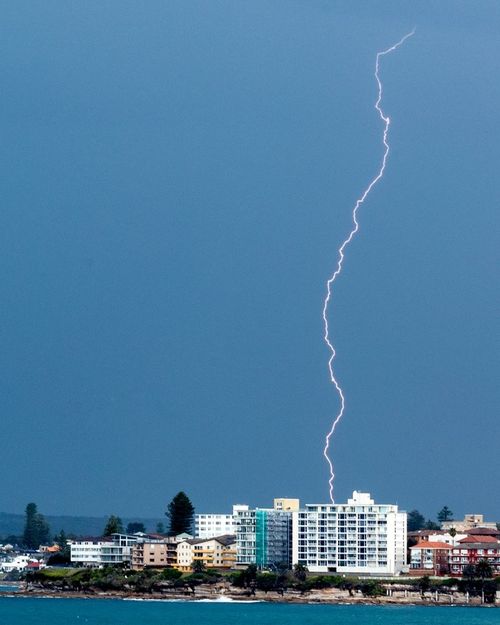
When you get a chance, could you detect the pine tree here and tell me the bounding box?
[165,492,195,535]
[437,506,454,523]
[22,502,50,549]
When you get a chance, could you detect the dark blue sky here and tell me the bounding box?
[1,1,498,521]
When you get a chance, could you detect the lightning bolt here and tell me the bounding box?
[322,29,415,503]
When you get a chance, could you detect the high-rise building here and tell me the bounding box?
[273,498,300,512]
[195,505,248,538]
[235,500,297,569]
[292,491,407,576]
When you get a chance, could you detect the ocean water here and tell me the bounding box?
[0,598,498,625]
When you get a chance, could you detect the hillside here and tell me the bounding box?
[0,512,164,539]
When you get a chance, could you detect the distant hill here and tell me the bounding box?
[0,512,164,539]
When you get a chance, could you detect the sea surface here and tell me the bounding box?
[0,597,498,625]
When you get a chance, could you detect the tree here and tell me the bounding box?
[407,510,426,532]
[34,512,50,546]
[156,522,165,534]
[103,515,123,536]
[424,519,440,530]
[126,522,145,534]
[476,559,493,581]
[460,561,493,603]
[23,503,38,548]
[192,559,206,573]
[23,503,50,549]
[255,572,277,593]
[437,506,454,523]
[165,492,195,535]
[293,563,308,582]
[161,567,183,582]
[358,580,384,597]
[418,575,431,597]
[54,529,70,556]
[231,564,258,589]
[47,530,71,566]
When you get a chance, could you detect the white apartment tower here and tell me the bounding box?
[195,505,248,539]
[293,491,407,576]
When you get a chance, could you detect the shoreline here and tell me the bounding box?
[3,585,497,607]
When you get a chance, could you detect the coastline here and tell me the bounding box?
[6,584,498,607]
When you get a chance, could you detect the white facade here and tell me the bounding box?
[292,491,407,576]
[70,534,138,567]
[195,505,248,538]
[70,538,115,566]
[177,540,194,569]
[427,531,467,546]
[0,555,42,572]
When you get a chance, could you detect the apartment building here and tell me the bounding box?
[70,533,138,567]
[292,491,407,576]
[409,541,452,575]
[130,533,192,570]
[195,506,248,538]
[235,500,295,569]
[442,514,498,532]
[176,535,236,571]
[274,498,300,512]
[450,535,500,576]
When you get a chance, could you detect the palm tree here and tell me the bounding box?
[476,559,492,580]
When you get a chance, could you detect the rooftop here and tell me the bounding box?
[410,541,452,550]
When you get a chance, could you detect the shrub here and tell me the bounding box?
[255,573,277,592]
[160,568,183,582]
[357,580,384,597]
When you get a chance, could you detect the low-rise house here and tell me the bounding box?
[409,541,452,575]
[0,555,44,572]
[39,544,61,554]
